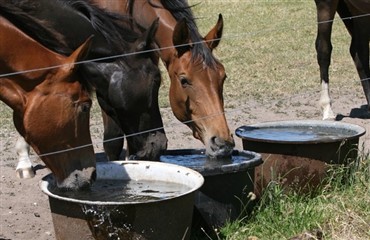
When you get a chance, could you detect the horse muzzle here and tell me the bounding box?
[206,135,235,159]
[56,167,97,191]
[129,131,168,161]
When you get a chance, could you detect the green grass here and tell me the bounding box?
[198,151,370,240]
[181,0,359,107]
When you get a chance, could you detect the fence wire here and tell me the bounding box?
[1,6,369,159]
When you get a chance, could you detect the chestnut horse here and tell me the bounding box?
[0,15,96,190]
[93,0,235,158]
[4,0,167,170]
[315,0,370,119]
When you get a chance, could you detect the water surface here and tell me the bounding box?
[161,154,249,169]
[50,179,191,203]
[236,126,356,142]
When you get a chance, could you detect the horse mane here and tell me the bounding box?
[128,0,218,68]
[69,0,160,66]
[61,0,141,52]
[0,0,70,54]
[1,0,146,55]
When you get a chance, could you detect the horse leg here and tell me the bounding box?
[102,110,124,161]
[337,1,370,111]
[349,28,370,110]
[315,0,338,120]
[15,136,35,178]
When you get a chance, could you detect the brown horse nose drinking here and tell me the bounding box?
[0,10,96,191]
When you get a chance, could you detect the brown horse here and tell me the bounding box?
[4,0,168,165]
[0,16,96,190]
[93,0,235,158]
[315,0,370,119]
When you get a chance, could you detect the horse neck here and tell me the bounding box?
[92,0,126,11]
[25,0,111,57]
[345,0,370,13]
[0,17,63,79]
[144,6,183,67]
[152,15,178,67]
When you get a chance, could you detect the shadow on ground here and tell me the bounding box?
[336,105,370,121]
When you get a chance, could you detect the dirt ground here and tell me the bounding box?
[1,90,369,240]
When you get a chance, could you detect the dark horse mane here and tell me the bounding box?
[0,0,95,91]
[0,0,143,55]
[127,0,218,68]
[62,0,141,52]
[0,1,70,54]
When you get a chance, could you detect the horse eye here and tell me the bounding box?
[179,76,190,87]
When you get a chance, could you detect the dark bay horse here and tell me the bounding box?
[4,0,167,166]
[93,0,235,158]
[315,0,370,119]
[0,15,96,190]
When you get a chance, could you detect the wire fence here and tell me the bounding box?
[1,2,369,160]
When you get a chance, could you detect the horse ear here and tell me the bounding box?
[136,18,159,52]
[0,81,26,113]
[173,18,191,57]
[61,35,93,73]
[204,14,223,50]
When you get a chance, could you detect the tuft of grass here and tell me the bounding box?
[218,152,370,240]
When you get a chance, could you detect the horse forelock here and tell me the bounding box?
[127,0,217,68]
[158,0,218,68]
[192,41,218,69]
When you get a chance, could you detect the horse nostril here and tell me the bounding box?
[209,136,235,153]
[210,136,225,146]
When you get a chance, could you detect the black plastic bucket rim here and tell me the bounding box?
[160,149,262,176]
[235,120,366,144]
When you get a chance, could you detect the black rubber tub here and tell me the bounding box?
[160,149,262,228]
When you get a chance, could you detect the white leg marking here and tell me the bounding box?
[319,81,336,120]
[15,136,35,179]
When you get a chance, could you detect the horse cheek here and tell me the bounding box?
[107,71,124,107]
[24,95,71,146]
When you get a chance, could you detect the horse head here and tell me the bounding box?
[167,14,235,158]
[0,19,96,190]
[83,19,167,160]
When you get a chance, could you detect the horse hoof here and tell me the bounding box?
[322,116,335,121]
[322,112,336,120]
[16,167,35,179]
